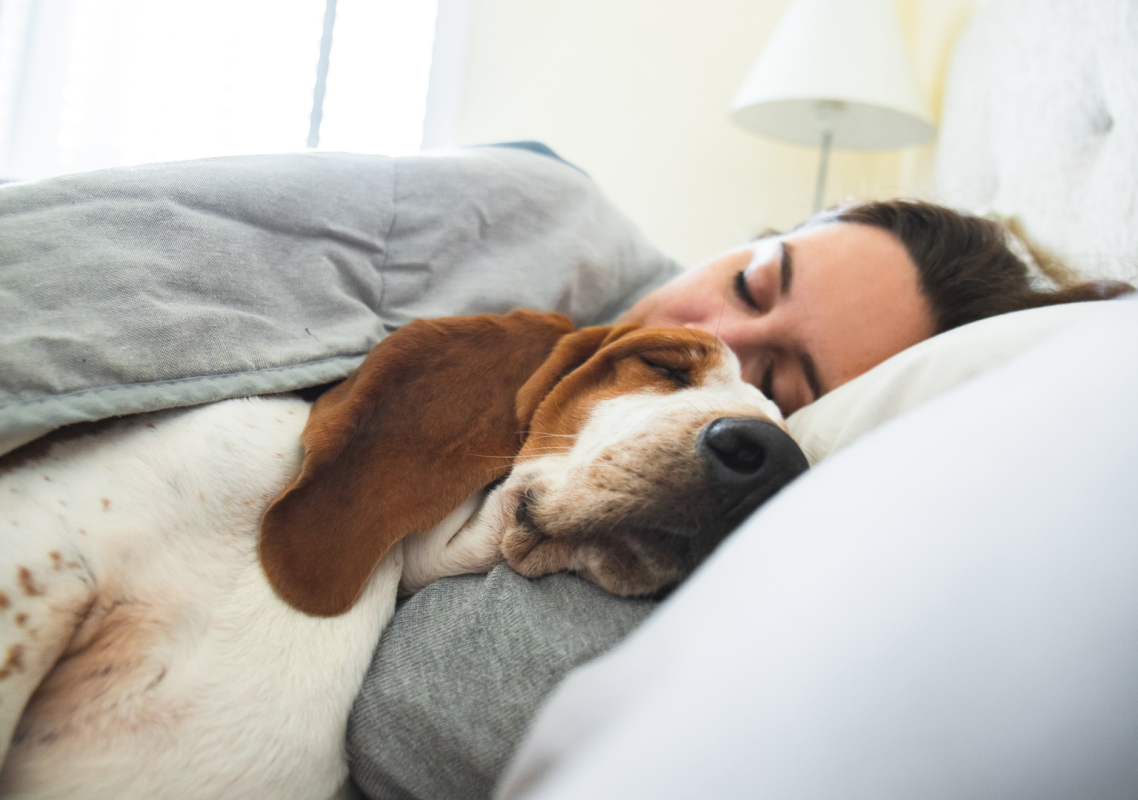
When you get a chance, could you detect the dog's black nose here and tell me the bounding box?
[697,417,809,523]
[700,416,770,474]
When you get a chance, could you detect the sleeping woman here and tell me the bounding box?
[345,196,1134,799]
[621,199,1131,416]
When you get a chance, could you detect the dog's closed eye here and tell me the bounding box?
[640,357,693,388]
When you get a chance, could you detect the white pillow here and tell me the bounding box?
[499,291,1138,800]
[786,301,1101,464]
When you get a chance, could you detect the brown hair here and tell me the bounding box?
[810,199,1134,334]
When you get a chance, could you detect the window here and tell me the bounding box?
[0,0,439,181]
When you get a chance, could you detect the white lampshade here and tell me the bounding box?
[730,0,935,150]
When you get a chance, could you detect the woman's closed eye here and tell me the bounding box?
[733,270,759,310]
[732,239,786,315]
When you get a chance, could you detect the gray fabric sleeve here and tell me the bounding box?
[347,566,657,800]
[0,146,681,453]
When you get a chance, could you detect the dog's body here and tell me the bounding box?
[0,312,806,799]
[0,397,426,798]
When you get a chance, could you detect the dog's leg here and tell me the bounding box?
[399,491,507,595]
[0,493,95,768]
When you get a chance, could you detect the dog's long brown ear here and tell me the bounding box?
[516,323,640,428]
[260,310,574,616]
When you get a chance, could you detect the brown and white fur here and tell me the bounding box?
[0,311,805,799]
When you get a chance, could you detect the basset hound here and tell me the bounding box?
[0,310,807,799]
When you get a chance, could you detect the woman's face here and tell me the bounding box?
[619,222,936,416]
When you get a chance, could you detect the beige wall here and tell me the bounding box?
[449,0,985,266]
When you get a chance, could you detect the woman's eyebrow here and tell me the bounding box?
[780,242,793,294]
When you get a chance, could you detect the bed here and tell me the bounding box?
[492,2,1138,798]
[1,0,1136,798]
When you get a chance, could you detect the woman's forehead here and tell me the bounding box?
[782,223,934,385]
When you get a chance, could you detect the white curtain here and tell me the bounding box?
[0,0,439,182]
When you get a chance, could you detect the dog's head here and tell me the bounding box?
[260,310,807,616]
